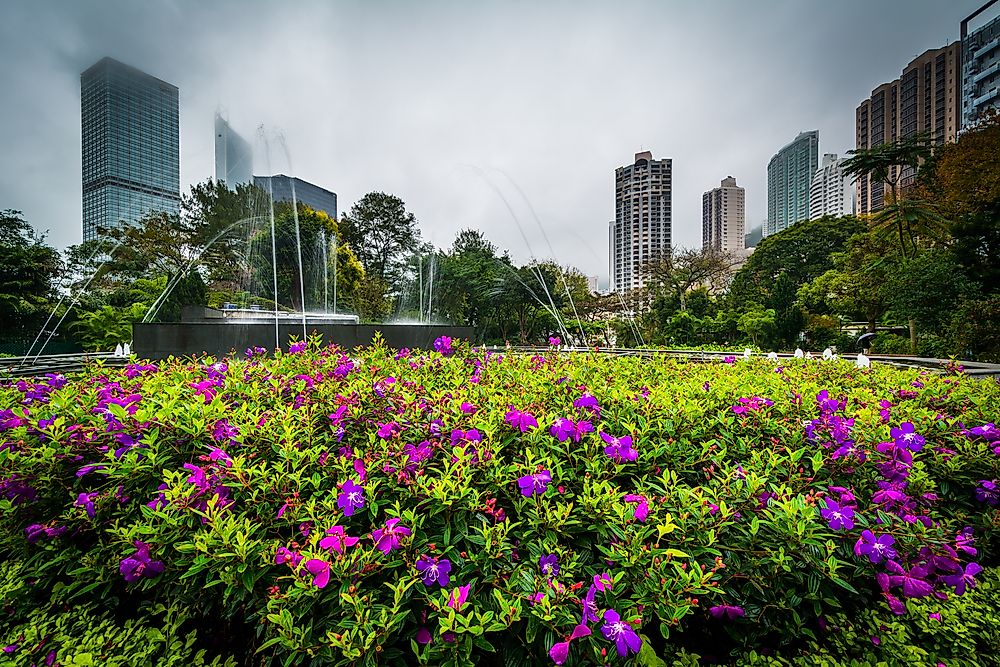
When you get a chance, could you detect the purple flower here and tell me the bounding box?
[539,554,559,577]
[581,585,600,623]
[549,418,592,443]
[416,627,432,645]
[548,624,590,665]
[75,492,99,518]
[337,479,365,516]
[119,541,164,582]
[319,526,359,555]
[505,408,538,433]
[819,499,855,531]
[433,336,454,356]
[305,558,331,588]
[600,432,637,463]
[593,572,613,592]
[975,480,999,506]
[854,530,897,564]
[731,396,774,415]
[447,584,471,611]
[415,556,452,587]
[548,336,561,347]
[288,340,307,354]
[372,518,411,554]
[884,560,933,598]
[941,562,983,596]
[376,421,399,439]
[573,393,601,416]
[518,470,552,497]
[600,609,642,657]
[708,604,746,620]
[460,401,477,414]
[890,422,925,452]
[275,546,299,566]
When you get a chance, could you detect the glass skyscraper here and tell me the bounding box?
[81,57,180,242]
[253,175,338,219]
[215,113,253,186]
[766,131,819,237]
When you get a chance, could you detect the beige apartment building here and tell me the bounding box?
[609,151,672,293]
[702,176,746,254]
[855,43,962,214]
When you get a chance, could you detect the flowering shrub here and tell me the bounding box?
[1,337,999,665]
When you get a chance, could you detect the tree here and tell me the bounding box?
[728,216,864,309]
[641,248,736,312]
[339,192,421,293]
[0,210,62,345]
[737,309,776,348]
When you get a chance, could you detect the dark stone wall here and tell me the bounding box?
[132,323,476,360]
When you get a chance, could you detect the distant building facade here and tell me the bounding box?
[215,114,253,186]
[702,176,745,254]
[254,175,338,219]
[962,1,1000,130]
[609,151,672,293]
[745,223,764,248]
[809,154,856,219]
[855,43,961,214]
[81,57,180,242]
[766,131,819,237]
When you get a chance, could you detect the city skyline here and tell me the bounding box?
[0,0,987,281]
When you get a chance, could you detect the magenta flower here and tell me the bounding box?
[376,421,399,439]
[433,336,454,356]
[731,396,774,415]
[416,556,452,587]
[539,554,559,577]
[119,541,164,582]
[275,546,301,567]
[854,530,897,564]
[624,494,649,522]
[549,418,593,443]
[518,470,552,497]
[593,572,613,592]
[819,499,855,531]
[549,624,590,665]
[447,583,471,611]
[372,518,411,554]
[415,627,432,645]
[600,609,642,657]
[305,558,331,588]
[288,340,307,353]
[505,408,538,433]
[319,526,359,555]
[601,432,637,463]
[337,479,365,516]
[708,604,746,620]
[890,422,925,452]
[548,336,561,346]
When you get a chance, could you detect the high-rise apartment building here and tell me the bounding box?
[609,151,672,293]
[215,114,253,186]
[855,43,961,214]
[809,154,856,220]
[766,131,819,237]
[81,57,180,242]
[962,1,1000,131]
[702,176,745,254]
[254,175,338,219]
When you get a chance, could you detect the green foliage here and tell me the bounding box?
[70,303,146,351]
[0,209,62,345]
[339,192,421,294]
[3,343,997,664]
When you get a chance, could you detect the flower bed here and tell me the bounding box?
[2,337,999,666]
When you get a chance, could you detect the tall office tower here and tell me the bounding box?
[766,131,819,237]
[702,176,746,254]
[809,154,856,220]
[81,57,180,242]
[962,1,1000,131]
[214,114,253,186]
[855,43,961,214]
[609,151,672,293]
[254,175,338,219]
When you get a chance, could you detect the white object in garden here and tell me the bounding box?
[743,348,752,359]
[123,343,131,357]
[823,347,833,360]
[805,351,814,360]
[856,352,871,368]
[767,351,778,361]
[114,343,124,358]
[794,348,804,358]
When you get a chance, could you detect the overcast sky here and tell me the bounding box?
[0,0,984,282]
